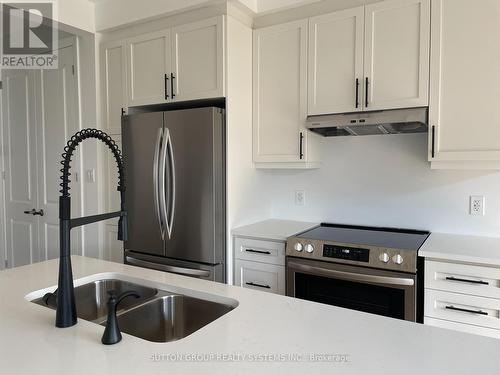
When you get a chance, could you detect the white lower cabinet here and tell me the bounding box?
[233,236,286,295]
[235,259,285,295]
[425,259,500,339]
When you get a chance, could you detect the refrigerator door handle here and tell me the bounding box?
[126,256,210,277]
[167,128,176,237]
[159,128,175,239]
[153,128,164,238]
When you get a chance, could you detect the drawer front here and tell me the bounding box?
[425,289,500,330]
[234,237,285,266]
[235,260,285,295]
[425,260,500,299]
[425,317,500,339]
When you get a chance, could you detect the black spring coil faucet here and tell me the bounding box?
[47,129,128,328]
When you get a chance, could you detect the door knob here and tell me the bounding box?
[23,209,44,216]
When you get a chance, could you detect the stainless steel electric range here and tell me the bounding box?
[286,224,430,322]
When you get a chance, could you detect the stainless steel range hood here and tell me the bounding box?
[306,107,428,137]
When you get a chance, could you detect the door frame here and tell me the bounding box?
[0,70,6,270]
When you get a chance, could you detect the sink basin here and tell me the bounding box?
[32,279,158,322]
[31,275,238,342]
[111,294,235,342]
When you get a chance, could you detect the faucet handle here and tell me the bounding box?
[101,290,140,345]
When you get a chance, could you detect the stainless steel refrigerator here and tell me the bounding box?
[122,107,226,282]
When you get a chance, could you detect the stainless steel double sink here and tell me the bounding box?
[32,279,237,343]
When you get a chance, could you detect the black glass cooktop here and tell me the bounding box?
[296,223,430,251]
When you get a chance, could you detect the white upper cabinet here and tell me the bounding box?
[308,0,430,115]
[122,16,225,107]
[429,0,500,169]
[171,17,224,102]
[364,0,430,111]
[101,40,127,135]
[308,7,364,115]
[126,30,171,107]
[253,20,321,168]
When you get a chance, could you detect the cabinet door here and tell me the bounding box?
[253,20,308,164]
[429,0,500,165]
[171,16,224,101]
[364,0,430,110]
[101,40,126,135]
[126,30,171,106]
[308,7,364,115]
[234,259,285,295]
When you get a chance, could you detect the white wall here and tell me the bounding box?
[56,0,96,33]
[226,16,272,282]
[267,134,500,237]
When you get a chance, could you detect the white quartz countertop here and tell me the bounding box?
[419,232,500,266]
[2,256,500,375]
[231,219,318,241]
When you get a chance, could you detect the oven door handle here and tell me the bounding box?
[288,261,415,286]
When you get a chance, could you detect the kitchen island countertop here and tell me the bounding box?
[1,256,499,375]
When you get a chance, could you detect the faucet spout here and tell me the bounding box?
[55,129,126,328]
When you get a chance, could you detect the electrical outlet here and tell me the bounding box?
[295,190,305,206]
[470,195,485,216]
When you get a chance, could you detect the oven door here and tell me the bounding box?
[286,257,417,321]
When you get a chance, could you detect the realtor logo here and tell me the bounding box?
[1,2,58,69]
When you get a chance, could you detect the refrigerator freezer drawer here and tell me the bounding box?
[125,251,225,283]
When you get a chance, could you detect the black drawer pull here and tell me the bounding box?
[355,78,360,108]
[245,249,271,255]
[171,73,176,98]
[431,125,435,158]
[445,276,489,285]
[365,77,369,108]
[246,282,271,289]
[164,74,169,99]
[445,305,488,316]
[299,132,304,160]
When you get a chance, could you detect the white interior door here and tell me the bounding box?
[308,7,365,115]
[364,0,430,110]
[36,41,81,261]
[1,70,40,267]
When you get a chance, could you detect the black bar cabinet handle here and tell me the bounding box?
[365,77,369,108]
[355,78,360,108]
[431,125,435,158]
[245,249,271,255]
[445,305,488,316]
[171,73,176,98]
[164,74,169,100]
[445,276,489,285]
[299,132,304,160]
[246,282,271,289]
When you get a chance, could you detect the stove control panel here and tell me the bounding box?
[286,239,417,273]
[323,245,370,263]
